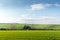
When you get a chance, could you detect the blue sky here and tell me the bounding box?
[0,0,60,24]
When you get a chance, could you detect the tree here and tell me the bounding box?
[23,25,31,30]
[0,28,6,30]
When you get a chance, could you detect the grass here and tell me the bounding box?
[0,30,60,40]
[0,24,60,40]
[0,24,60,29]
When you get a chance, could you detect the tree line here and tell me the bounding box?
[0,25,59,30]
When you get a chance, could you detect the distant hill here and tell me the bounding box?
[0,23,60,30]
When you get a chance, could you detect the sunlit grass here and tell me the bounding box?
[0,30,60,40]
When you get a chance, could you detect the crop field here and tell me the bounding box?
[0,30,60,40]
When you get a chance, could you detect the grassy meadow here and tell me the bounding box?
[0,24,60,40]
[0,30,60,40]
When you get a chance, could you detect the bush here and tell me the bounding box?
[23,25,32,30]
[0,28,7,30]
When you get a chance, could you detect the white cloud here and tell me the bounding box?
[23,16,60,24]
[30,3,60,10]
[0,17,26,23]
[30,4,45,10]
[0,6,60,24]
[0,14,60,24]
[0,14,31,23]
[54,4,60,6]
[30,4,51,10]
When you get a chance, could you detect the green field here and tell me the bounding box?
[0,24,60,29]
[0,24,60,40]
[0,30,60,40]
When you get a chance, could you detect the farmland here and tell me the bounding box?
[0,30,60,40]
[0,23,60,29]
[0,24,60,40]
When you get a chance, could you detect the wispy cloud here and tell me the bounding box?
[26,17,60,24]
[16,15,60,24]
[0,13,60,24]
[30,4,45,10]
[54,4,60,6]
[24,16,60,24]
[30,3,60,10]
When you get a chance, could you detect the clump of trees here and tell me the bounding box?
[0,28,7,30]
[23,25,32,30]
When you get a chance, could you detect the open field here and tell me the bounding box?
[0,30,60,40]
[0,23,60,29]
[0,24,60,40]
